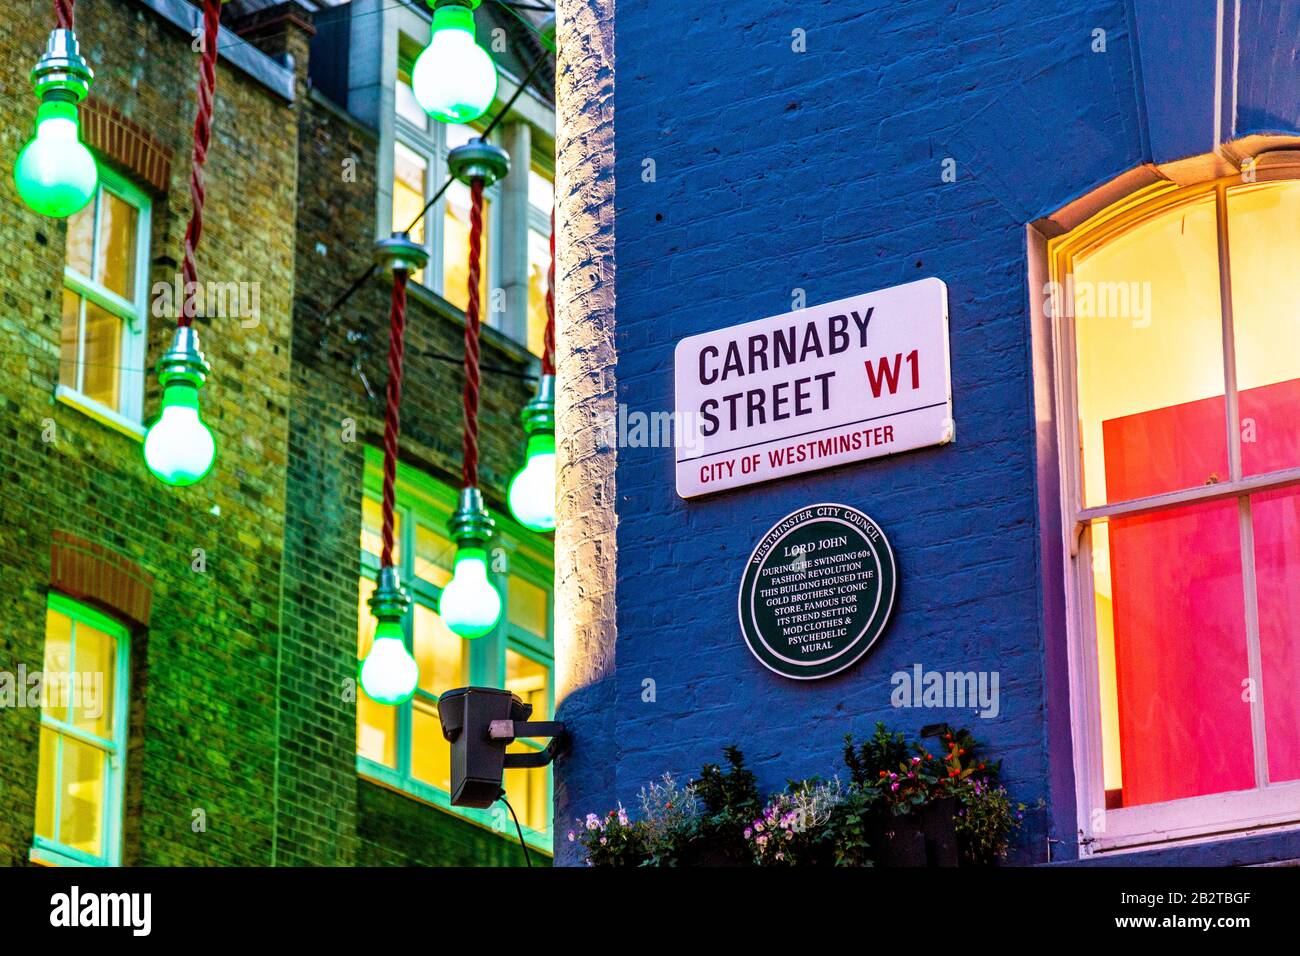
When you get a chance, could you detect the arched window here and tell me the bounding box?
[1050,176,1300,852]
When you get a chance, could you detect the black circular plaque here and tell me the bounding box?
[738,503,897,680]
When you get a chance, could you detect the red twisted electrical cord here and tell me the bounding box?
[380,269,410,568]
[462,178,485,489]
[55,0,74,30]
[543,206,556,376]
[179,0,222,327]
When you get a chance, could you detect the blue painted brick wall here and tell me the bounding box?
[556,0,1300,865]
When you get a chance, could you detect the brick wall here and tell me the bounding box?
[0,0,297,865]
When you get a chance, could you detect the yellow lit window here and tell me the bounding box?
[355,453,555,851]
[442,179,490,313]
[1055,178,1300,850]
[59,170,150,424]
[32,595,128,867]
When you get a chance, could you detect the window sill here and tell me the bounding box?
[55,386,146,442]
[1083,779,1300,856]
[30,840,108,868]
[356,756,553,856]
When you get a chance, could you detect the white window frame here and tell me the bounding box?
[523,164,554,356]
[30,593,131,868]
[1050,173,1300,856]
[57,166,152,437]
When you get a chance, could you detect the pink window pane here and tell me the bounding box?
[1250,487,1300,784]
[1239,378,1300,478]
[1102,500,1254,806]
[1101,398,1254,805]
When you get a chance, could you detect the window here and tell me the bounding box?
[1051,177,1300,852]
[32,594,130,867]
[525,166,554,359]
[391,49,500,315]
[386,43,558,358]
[59,168,151,432]
[355,448,554,850]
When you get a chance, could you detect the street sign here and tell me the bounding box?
[673,277,952,498]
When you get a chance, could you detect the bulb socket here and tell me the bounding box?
[156,326,212,390]
[369,565,413,622]
[520,373,555,437]
[448,138,510,188]
[32,29,93,103]
[430,0,480,11]
[448,487,495,550]
[374,232,430,277]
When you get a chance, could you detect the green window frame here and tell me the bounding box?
[31,593,131,868]
[355,446,554,853]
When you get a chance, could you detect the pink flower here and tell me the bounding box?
[567,831,575,842]
[599,836,607,845]
[744,828,753,839]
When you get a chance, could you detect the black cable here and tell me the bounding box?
[417,349,539,381]
[494,1,554,14]
[499,793,533,866]
[480,50,551,142]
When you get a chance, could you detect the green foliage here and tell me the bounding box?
[955,781,1026,867]
[638,773,703,866]
[828,784,878,866]
[569,806,646,867]
[843,722,910,786]
[573,728,1022,867]
[691,745,761,819]
[688,745,761,865]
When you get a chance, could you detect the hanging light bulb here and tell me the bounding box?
[143,328,217,486]
[360,568,419,705]
[411,0,498,124]
[15,28,97,218]
[508,374,556,532]
[440,489,502,639]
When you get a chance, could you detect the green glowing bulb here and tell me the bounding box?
[438,546,502,639]
[508,432,556,532]
[359,620,419,705]
[14,99,97,218]
[411,5,498,123]
[143,384,216,486]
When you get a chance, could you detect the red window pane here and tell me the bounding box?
[1096,500,1255,806]
[1250,487,1300,784]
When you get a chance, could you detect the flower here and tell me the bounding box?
[567,831,575,842]
[599,836,607,845]
[744,828,753,839]
[585,813,600,830]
